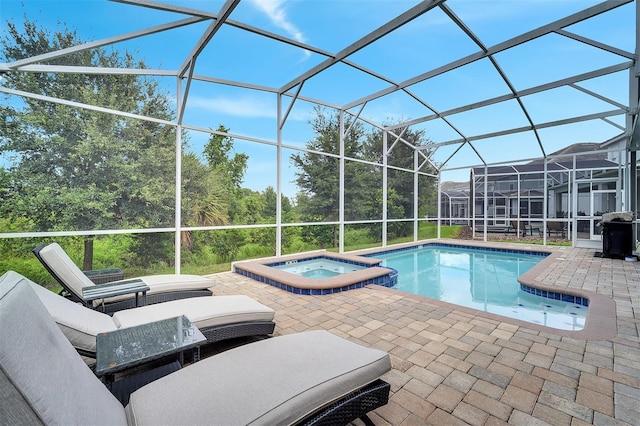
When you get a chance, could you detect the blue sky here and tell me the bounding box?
[1,0,636,195]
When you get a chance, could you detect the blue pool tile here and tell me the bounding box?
[364,242,549,259]
[518,283,589,308]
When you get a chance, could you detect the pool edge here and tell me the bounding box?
[358,239,617,340]
[517,252,617,340]
[231,240,618,339]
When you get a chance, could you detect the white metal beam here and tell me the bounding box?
[279,0,445,94]
[0,86,174,126]
[3,16,206,70]
[178,0,239,78]
[397,62,632,134]
[343,0,632,111]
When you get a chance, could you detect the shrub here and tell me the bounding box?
[237,243,273,260]
[344,228,375,246]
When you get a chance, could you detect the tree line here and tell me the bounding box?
[0,18,437,281]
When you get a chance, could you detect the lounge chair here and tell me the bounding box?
[547,221,567,238]
[0,271,391,425]
[34,242,214,313]
[506,218,527,237]
[21,271,276,358]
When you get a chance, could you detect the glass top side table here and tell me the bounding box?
[81,279,150,308]
[96,315,206,385]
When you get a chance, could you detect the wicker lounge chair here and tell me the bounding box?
[0,271,391,426]
[34,242,214,313]
[24,271,275,358]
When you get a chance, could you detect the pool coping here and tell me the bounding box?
[351,240,617,340]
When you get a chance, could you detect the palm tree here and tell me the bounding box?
[181,153,228,250]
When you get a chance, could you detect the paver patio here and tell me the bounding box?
[206,240,640,425]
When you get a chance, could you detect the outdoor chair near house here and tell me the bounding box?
[20,270,275,358]
[34,242,214,313]
[506,217,526,237]
[547,221,567,238]
[0,271,392,426]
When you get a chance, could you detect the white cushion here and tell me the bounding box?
[38,242,95,297]
[113,295,275,330]
[30,282,273,353]
[125,330,391,425]
[28,280,117,352]
[99,274,215,306]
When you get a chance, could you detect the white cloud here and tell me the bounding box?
[248,0,310,60]
[249,0,306,43]
[189,95,276,118]
[188,95,311,121]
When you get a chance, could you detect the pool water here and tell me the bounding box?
[274,258,368,279]
[371,245,587,331]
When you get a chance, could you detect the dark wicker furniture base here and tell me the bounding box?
[110,360,182,405]
[84,268,125,284]
[200,320,276,343]
[297,379,390,426]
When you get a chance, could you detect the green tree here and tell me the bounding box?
[365,125,437,238]
[210,229,247,262]
[291,107,371,247]
[239,189,265,224]
[0,18,178,268]
[181,152,229,250]
[256,186,294,223]
[202,125,249,224]
[262,186,278,220]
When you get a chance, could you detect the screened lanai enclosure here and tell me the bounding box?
[0,0,639,274]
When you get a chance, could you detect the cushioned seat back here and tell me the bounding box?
[37,242,96,298]
[28,280,117,353]
[0,271,126,425]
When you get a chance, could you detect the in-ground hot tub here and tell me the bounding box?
[233,252,397,295]
[273,258,369,278]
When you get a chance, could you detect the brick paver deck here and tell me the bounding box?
[206,240,640,425]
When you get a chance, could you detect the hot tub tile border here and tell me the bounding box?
[234,265,398,295]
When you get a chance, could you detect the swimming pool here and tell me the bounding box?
[369,244,587,331]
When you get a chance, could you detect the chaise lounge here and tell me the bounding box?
[547,221,567,238]
[14,271,276,358]
[0,271,391,425]
[34,242,215,313]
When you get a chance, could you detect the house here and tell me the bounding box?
[440,141,635,247]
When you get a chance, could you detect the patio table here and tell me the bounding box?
[95,315,206,390]
[81,279,149,308]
